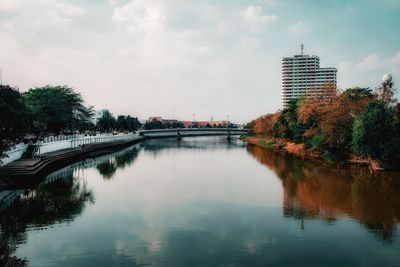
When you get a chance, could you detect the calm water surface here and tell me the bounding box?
[1,137,400,267]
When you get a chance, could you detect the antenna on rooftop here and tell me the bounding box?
[301,44,304,56]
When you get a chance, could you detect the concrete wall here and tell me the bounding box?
[1,143,28,166]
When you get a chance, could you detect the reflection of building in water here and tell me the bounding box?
[247,144,400,242]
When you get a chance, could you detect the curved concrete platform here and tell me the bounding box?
[0,137,144,188]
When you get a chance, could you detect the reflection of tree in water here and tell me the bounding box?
[0,173,94,266]
[247,144,400,242]
[115,147,139,169]
[96,159,117,179]
[96,147,140,179]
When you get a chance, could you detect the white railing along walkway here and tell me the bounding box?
[37,132,140,155]
[0,132,140,166]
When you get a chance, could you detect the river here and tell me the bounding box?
[1,137,399,267]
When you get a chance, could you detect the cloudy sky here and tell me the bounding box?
[0,0,399,123]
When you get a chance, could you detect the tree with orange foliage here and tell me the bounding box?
[297,96,326,139]
[249,112,280,136]
[320,88,374,153]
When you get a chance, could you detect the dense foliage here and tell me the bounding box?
[352,101,400,165]
[96,112,142,132]
[23,85,93,135]
[0,85,141,156]
[143,119,184,130]
[0,85,28,154]
[247,85,399,166]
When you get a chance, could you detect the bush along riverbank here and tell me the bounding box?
[245,83,400,171]
[243,136,385,171]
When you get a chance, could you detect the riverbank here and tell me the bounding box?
[0,137,144,189]
[242,136,385,171]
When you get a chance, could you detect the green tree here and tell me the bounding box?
[273,99,305,142]
[116,115,128,131]
[115,115,141,131]
[23,85,93,135]
[352,101,399,164]
[341,87,373,102]
[125,116,141,131]
[96,110,116,132]
[143,119,163,130]
[0,85,28,155]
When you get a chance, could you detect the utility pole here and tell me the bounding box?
[0,69,2,85]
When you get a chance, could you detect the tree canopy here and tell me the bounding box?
[96,110,116,132]
[0,85,28,154]
[23,85,93,134]
[352,101,400,164]
[248,85,399,166]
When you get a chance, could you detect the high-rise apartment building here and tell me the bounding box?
[281,45,337,108]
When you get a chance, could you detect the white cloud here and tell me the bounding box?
[111,0,166,31]
[287,21,310,35]
[197,46,214,55]
[355,53,381,72]
[55,3,85,18]
[0,0,312,123]
[242,6,277,32]
[0,0,85,24]
[337,52,400,90]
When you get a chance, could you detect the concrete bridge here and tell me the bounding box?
[138,128,248,139]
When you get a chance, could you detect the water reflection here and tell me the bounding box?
[0,172,93,266]
[141,137,244,155]
[0,145,141,266]
[1,138,399,267]
[247,144,400,242]
[95,145,140,179]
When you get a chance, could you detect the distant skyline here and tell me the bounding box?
[0,0,399,123]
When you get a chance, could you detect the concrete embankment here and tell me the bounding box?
[0,137,144,187]
[0,129,246,187]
